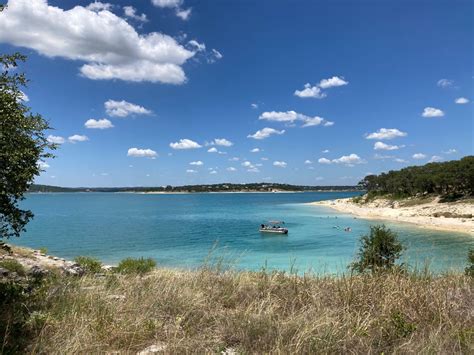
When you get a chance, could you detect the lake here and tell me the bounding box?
[14,192,473,274]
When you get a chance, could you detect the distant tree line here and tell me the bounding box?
[358,156,474,199]
[29,183,361,193]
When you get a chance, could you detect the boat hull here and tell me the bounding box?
[259,229,288,234]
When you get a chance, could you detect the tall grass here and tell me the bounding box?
[24,268,473,353]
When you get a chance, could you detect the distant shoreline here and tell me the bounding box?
[310,197,474,235]
[28,189,361,195]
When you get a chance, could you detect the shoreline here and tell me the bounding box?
[310,197,474,235]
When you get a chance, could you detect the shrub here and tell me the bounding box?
[0,259,26,276]
[74,256,103,274]
[116,257,156,275]
[351,225,404,273]
[465,249,474,277]
[39,247,48,254]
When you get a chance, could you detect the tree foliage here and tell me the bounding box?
[351,225,404,273]
[358,157,474,199]
[466,249,474,277]
[0,53,55,239]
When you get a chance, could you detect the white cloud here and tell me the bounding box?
[247,167,260,173]
[19,90,29,102]
[273,161,287,168]
[247,127,285,140]
[251,103,258,109]
[188,40,205,52]
[68,134,89,143]
[250,148,260,153]
[189,160,203,166]
[209,169,217,174]
[374,141,403,151]
[315,176,324,181]
[85,118,114,129]
[322,149,329,153]
[127,147,157,158]
[294,76,348,99]
[212,138,233,147]
[0,0,199,84]
[304,160,312,164]
[412,153,426,159]
[259,111,298,122]
[186,169,197,173]
[211,49,223,60]
[318,76,349,89]
[176,7,191,20]
[170,139,202,150]
[259,110,333,128]
[226,167,237,171]
[323,121,334,127]
[241,161,253,167]
[105,100,151,117]
[422,107,444,118]
[207,147,218,153]
[429,155,443,163]
[394,158,408,163]
[443,148,457,154]
[366,128,407,140]
[437,79,453,88]
[123,6,147,22]
[318,157,331,164]
[152,0,182,8]
[455,97,469,104]
[261,157,268,161]
[332,154,364,165]
[229,157,239,161]
[294,83,326,99]
[86,2,112,12]
[38,161,50,169]
[47,135,65,144]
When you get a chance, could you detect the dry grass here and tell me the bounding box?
[26,268,473,354]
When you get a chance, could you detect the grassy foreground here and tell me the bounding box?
[4,266,473,354]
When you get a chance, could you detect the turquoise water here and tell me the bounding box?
[13,192,473,274]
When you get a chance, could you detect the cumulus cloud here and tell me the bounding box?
[85,118,114,129]
[68,134,89,143]
[207,147,218,153]
[209,169,218,174]
[123,6,147,22]
[105,100,152,117]
[38,161,50,169]
[189,161,203,166]
[319,76,349,89]
[394,158,408,163]
[443,148,457,154]
[455,97,469,104]
[188,40,205,52]
[259,111,333,128]
[322,149,329,153]
[186,169,197,173]
[170,138,202,150]
[422,107,444,118]
[19,90,29,102]
[412,153,426,159]
[437,79,453,88]
[319,154,364,166]
[304,160,312,164]
[374,141,404,151]
[211,138,233,147]
[0,0,200,84]
[366,128,407,140]
[152,0,182,7]
[227,167,237,171]
[250,148,260,153]
[247,127,285,140]
[294,76,348,99]
[47,135,65,144]
[86,2,112,12]
[127,147,158,158]
[429,155,443,163]
[273,161,287,168]
[251,103,258,109]
[176,7,191,20]
[294,83,326,99]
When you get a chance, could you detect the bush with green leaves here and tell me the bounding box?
[351,225,404,273]
[466,249,474,277]
[116,257,156,275]
[74,256,103,274]
[0,259,26,276]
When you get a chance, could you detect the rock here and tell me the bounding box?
[0,267,10,277]
[137,343,167,354]
[28,265,49,277]
[62,263,85,276]
[221,348,237,355]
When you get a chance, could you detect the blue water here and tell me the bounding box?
[13,192,473,274]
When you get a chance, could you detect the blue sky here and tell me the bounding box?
[1,0,472,187]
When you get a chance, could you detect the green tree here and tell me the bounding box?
[351,225,404,273]
[1,53,55,239]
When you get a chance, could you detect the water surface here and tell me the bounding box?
[15,192,473,274]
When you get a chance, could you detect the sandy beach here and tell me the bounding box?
[310,197,474,235]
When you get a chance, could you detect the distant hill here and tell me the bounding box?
[358,156,474,200]
[29,183,361,193]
